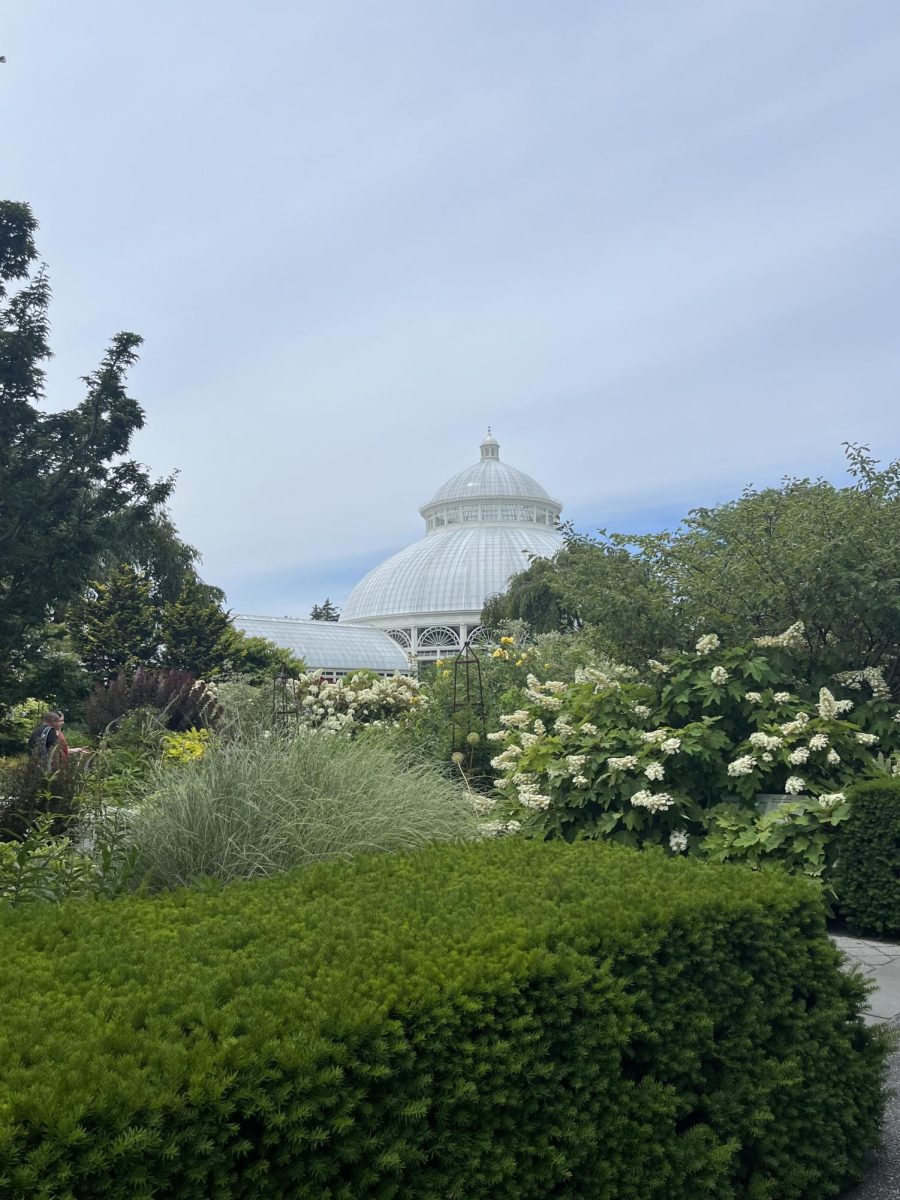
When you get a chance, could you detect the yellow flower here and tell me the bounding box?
[500,636,515,646]
[515,659,524,666]
[441,669,451,678]
[491,649,504,659]
[435,658,445,667]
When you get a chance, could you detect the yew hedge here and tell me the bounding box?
[834,777,900,935]
[0,841,888,1199]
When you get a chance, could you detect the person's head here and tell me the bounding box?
[42,711,64,729]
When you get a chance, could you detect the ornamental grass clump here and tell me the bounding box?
[0,840,887,1198]
[130,730,477,888]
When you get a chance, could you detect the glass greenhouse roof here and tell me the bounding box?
[233,615,410,672]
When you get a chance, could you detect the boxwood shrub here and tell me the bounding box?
[0,841,888,1199]
[834,777,900,935]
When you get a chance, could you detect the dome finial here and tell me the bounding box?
[480,428,499,461]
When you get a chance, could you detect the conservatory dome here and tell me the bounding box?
[341,431,564,659]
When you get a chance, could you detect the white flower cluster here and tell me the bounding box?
[633,704,652,719]
[788,747,809,765]
[661,737,682,755]
[780,714,811,737]
[817,688,839,720]
[516,779,552,811]
[292,671,424,735]
[607,755,639,771]
[749,731,782,751]
[566,754,588,775]
[490,745,523,771]
[647,659,672,676]
[642,730,668,744]
[669,830,689,853]
[479,819,523,837]
[833,667,891,701]
[695,633,721,655]
[500,709,532,729]
[772,692,793,703]
[710,666,730,685]
[855,732,879,746]
[728,755,756,777]
[818,792,845,810]
[580,722,599,736]
[524,675,564,711]
[555,719,574,741]
[827,748,841,765]
[784,775,806,795]
[808,733,829,750]
[487,729,509,742]
[745,692,763,703]
[631,790,675,812]
[753,622,806,651]
[643,761,665,781]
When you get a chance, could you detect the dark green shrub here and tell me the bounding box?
[833,777,900,935]
[0,841,887,1199]
[0,755,88,841]
[84,667,222,734]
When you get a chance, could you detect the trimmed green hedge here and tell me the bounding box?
[0,841,887,1199]
[835,777,900,935]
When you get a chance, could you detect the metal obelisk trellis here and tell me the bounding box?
[272,667,301,734]
[450,632,487,771]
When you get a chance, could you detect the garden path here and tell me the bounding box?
[834,934,900,1200]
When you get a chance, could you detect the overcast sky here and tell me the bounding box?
[4,1,900,616]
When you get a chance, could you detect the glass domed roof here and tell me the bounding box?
[341,432,564,624]
[421,429,559,512]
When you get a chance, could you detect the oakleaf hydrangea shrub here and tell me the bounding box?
[832,778,900,935]
[286,669,425,734]
[0,841,887,1199]
[489,624,897,849]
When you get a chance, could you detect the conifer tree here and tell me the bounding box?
[310,598,340,621]
[160,577,232,676]
[70,565,160,683]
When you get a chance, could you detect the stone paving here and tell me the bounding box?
[833,934,900,1200]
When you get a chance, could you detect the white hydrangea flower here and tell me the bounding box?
[745,692,763,703]
[581,722,599,736]
[894,711,900,725]
[661,737,682,755]
[633,704,652,719]
[749,732,782,751]
[826,748,841,765]
[784,776,806,795]
[856,732,879,746]
[643,761,665,781]
[607,755,639,771]
[669,830,689,853]
[762,752,773,762]
[808,734,829,751]
[573,774,590,787]
[555,719,574,741]
[533,718,546,735]
[500,710,531,729]
[834,667,891,701]
[630,789,675,812]
[817,689,839,720]
[754,622,806,651]
[516,780,551,811]
[647,659,672,675]
[728,755,757,777]
[835,699,855,715]
[641,730,668,744]
[566,754,587,774]
[818,792,845,810]
[788,747,810,765]
[773,692,792,703]
[710,666,729,685]
[487,730,509,742]
[695,633,720,655]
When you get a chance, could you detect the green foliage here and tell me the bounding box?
[832,778,900,935]
[159,727,210,764]
[494,444,900,686]
[0,755,89,841]
[0,841,887,1198]
[219,630,305,684]
[309,597,340,621]
[69,564,160,683]
[0,813,137,905]
[482,555,578,633]
[490,629,890,848]
[0,200,172,703]
[83,667,223,735]
[0,696,50,754]
[131,730,477,888]
[702,795,852,885]
[160,576,232,675]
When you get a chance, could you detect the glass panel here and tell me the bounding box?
[501,505,517,521]
[481,505,498,520]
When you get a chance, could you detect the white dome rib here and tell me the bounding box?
[341,526,562,622]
